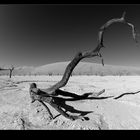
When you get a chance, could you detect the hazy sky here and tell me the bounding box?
[0,4,140,67]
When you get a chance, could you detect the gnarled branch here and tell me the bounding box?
[45,12,138,94]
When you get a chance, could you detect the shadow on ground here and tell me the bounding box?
[38,89,114,120]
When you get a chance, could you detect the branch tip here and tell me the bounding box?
[122,11,126,19]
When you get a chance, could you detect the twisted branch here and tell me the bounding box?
[44,12,138,93]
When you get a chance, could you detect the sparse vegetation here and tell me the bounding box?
[48,72,53,76]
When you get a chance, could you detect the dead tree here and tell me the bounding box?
[0,65,14,78]
[42,12,138,94]
[0,65,15,78]
[9,65,14,78]
[30,12,138,120]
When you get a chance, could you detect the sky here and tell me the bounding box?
[0,4,140,67]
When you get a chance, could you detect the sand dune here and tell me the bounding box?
[33,62,140,76]
[1,61,140,76]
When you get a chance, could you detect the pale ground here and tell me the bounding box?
[1,75,140,130]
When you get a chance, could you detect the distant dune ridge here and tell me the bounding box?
[1,61,140,76]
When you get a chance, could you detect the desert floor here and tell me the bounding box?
[1,75,140,130]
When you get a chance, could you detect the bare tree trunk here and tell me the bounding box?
[0,65,14,78]
[9,66,14,78]
[9,69,12,78]
[45,12,138,94]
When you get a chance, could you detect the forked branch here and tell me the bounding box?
[0,65,14,78]
[47,12,138,93]
[9,65,14,78]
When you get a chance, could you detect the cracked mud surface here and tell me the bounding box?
[1,76,140,130]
